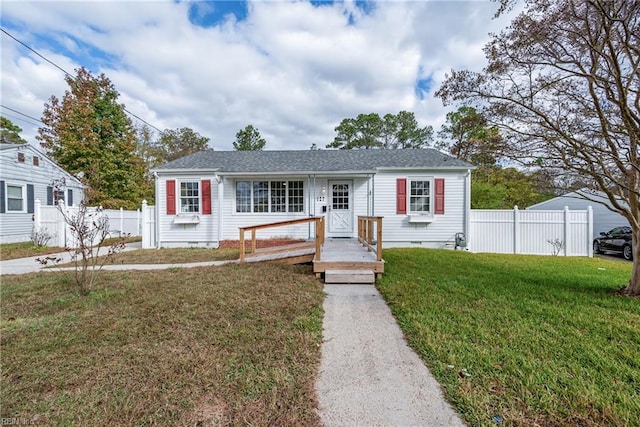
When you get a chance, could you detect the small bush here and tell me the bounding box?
[30,227,52,247]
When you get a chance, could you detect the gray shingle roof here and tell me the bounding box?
[154,149,473,173]
[0,143,28,151]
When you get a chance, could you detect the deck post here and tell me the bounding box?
[251,229,257,254]
[376,217,383,261]
[367,218,373,246]
[315,217,322,261]
[239,229,245,262]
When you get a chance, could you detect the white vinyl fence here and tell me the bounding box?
[470,206,593,256]
[34,200,143,248]
[141,200,156,249]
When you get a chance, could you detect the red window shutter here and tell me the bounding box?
[202,179,212,215]
[396,178,407,214]
[434,178,445,214]
[166,180,176,215]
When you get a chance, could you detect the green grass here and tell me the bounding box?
[0,237,141,261]
[0,241,65,261]
[104,247,240,264]
[1,263,324,425]
[377,248,640,426]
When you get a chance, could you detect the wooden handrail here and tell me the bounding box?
[357,216,383,262]
[239,216,325,262]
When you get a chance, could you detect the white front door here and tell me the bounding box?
[328,180,353,237]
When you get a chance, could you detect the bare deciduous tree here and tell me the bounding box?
[436,0,640,295]
[37,202,127,295]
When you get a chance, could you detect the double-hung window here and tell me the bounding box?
[180,181,200,213]
[235,180,304,213]
[409,178,432,214]
[7,184,25,212]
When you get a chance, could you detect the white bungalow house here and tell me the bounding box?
[0,143,85,244]
[151,149,473,249]
[527,189,629,239]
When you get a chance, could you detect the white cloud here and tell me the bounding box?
[1,0,518,151]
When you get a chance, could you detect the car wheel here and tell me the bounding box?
[623,245,633,261]
[593,241,602,254]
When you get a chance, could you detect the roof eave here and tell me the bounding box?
[153,169,377,176]
[376,165,476,171]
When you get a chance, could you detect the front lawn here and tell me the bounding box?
[96,247,240,265]
[378,249,639,426]
[0,241,64,261]
[1,263,324,425]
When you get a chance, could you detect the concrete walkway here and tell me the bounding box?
[316,284,465,427]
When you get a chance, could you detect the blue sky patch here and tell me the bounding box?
[310,0,375,24]
[414,76,433,100]
[3,24,118,76]
[188,1,248,28]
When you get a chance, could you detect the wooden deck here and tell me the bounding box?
[313,238,385,279]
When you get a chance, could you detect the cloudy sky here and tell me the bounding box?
[1,0,516,151]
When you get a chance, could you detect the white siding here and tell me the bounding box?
[220,176,314,241]
[0,145,85,244]
[156,175,219,248]
[155,171,470,248]
[373,170,468,248]
[156,175,376,246]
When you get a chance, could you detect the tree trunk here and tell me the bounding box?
[623,234,640,297]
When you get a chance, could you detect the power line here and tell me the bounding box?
[1,28,163,133]
[1,111,42,129]
[0,105,44,125]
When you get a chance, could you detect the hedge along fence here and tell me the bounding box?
[469,206,593,257]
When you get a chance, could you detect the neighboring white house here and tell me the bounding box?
[151,149,473,248]
[0,143,85,244]
[527,189,629,239]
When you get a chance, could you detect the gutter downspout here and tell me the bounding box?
[215,174,223,248]
[153,171,160,248]
[310,174,317,240]
[371,173,375,216]
[464,169,471,250]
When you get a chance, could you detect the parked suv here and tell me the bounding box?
[593,226,633,260]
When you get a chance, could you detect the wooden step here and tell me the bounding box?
[325,269,375,284]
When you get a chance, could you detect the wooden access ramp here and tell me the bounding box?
[238,216,384,283]
[239,217,324,264]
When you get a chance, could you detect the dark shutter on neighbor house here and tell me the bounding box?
[201,179,212,215]
[0,180,5,214]
[434,178,445,214]
[166,180,176,215]
[27,184,35,214]
[68,189,73,206]
[396,178,407,214]
[47,186,54,205]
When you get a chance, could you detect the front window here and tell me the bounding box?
[235,180,304,213]
[7,185,24,212]
[180,181,200,213]
[409,179,432,213]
